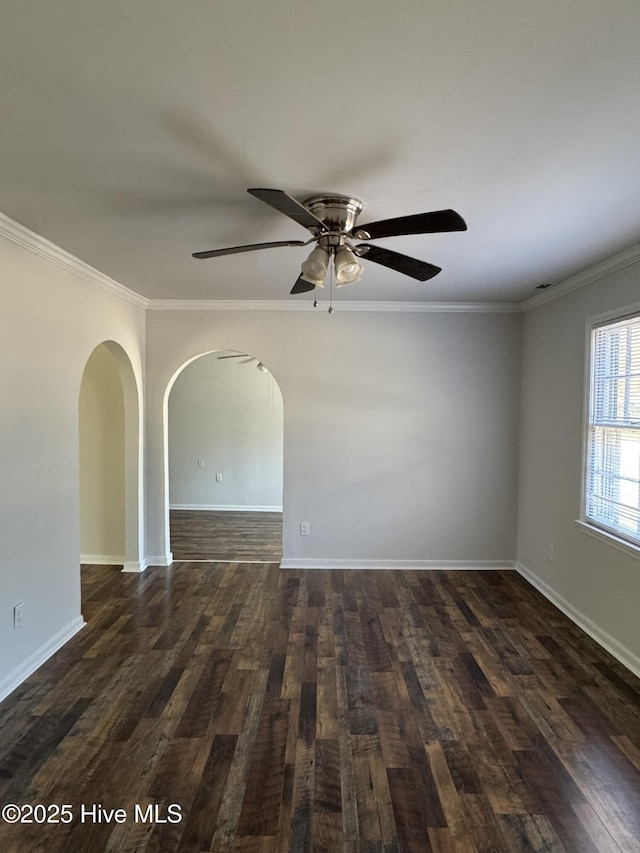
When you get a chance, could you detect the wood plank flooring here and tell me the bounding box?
[170,511,283,561]
[0,565,639,852]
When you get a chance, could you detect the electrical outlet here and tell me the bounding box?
[216,473,223,482]
[13,601,24,630]
[547,543,554,562]
[197,458,205,467]
[299,521,310,536]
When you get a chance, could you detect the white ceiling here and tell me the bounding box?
[1,1,640,304]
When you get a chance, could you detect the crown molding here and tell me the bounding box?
[0,211,149,309]
[3,210,639,316]
[520,242,640,313]
[146,298,519,313]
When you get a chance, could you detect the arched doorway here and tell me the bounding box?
[165,350,284,561]
[78,341,143,572]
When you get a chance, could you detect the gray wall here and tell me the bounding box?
[145,308,522,565]
[168,352,283,509]
[0,227,145,699]
[517,261,640,671]
[4,207,639,701]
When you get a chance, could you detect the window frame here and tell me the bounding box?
[580,305,640,554]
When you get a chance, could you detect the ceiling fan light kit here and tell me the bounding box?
[334,245,364,286]
[193,188,467,300]
[300,246,330,282]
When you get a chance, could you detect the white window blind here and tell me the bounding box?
[585,313,640,545]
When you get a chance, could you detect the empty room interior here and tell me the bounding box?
[1,2,639,851]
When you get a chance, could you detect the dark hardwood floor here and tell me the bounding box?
[170,510,283,561]
[0,565,639,852]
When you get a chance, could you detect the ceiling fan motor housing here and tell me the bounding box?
[303,194,363,235]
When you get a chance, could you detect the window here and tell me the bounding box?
[585,313,640,546]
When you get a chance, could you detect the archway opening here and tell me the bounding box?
[166,350,284,561]
[79,343,126,567]
[78,341,142,581]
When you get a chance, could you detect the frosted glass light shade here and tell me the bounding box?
[300,272,325,288]
[334,246,364,286]
[301,246,330,282]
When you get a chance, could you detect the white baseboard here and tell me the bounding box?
[516,561,640,680]
[145,553,173,567]
[0,616,86,704]
[170,504,282,512]
[122,559,149,573]
[82,556,148,573]
[279,558,516,571]
[80,553,125,566]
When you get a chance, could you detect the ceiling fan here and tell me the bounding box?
[193,188,467,294]
[218,353,267,372]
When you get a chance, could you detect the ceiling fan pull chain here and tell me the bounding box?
[328,258,334,314]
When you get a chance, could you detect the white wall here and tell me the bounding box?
[517,259,640,673]
[145,308,522,566]
[168,352,283,510]
[79,343,126,561]
[0,219,145,700]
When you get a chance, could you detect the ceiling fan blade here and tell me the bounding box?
[217,354,248,359]
[290,276,317,294]
[192,239,306,259]
[248,188,328,232]
[352,209,467,240]
[357,244,441,281]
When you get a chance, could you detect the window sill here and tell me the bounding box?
[575,520,640,561]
